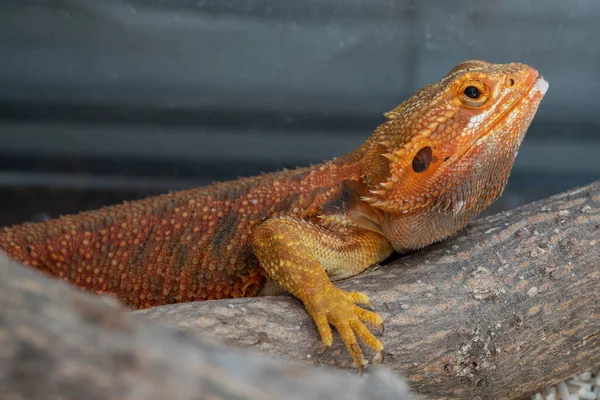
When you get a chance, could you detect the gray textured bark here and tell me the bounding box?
[0,255,413,400]
[138,180,600,400]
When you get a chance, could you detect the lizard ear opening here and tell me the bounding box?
[412,147,433,173]
[361,141,442,213]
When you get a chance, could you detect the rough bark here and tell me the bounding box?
[0,254,413,400]
[138,181,600,400]
[1,182,598,400]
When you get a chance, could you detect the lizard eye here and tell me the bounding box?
[412,147,433,173]
[464,86,480,98]
[458,80,489,108]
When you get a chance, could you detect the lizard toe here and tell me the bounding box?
[346,291,372,306]
[311,312,333,349]
[354,306,384,331]
[333,320,365,372]
[351,317,383,355]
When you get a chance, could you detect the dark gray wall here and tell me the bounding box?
[0,0,598,224]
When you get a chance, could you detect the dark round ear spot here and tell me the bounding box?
[412,147,433,173]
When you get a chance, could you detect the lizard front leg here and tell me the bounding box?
[251,216,393,371]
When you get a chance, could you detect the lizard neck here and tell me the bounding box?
[307,139,392,233]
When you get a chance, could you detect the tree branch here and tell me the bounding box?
[139,180,600,399]
[0,256,413,400]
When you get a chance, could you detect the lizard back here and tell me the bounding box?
[0,152,365,308]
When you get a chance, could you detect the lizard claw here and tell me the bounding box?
[319,343,329,355]
[351,343,365,376]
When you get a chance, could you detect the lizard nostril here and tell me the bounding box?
[506,77,516,88]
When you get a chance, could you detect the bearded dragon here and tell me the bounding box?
[0,60,548,371]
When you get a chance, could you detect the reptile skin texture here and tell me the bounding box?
[0,60,548,371]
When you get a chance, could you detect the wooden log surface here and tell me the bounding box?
[138,180,600,400]
[0,254,414,400]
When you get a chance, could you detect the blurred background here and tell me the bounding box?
[0,0,598,226]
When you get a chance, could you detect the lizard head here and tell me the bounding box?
[361,60,548,251]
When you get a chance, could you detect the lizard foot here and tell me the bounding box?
[304,285,384,372]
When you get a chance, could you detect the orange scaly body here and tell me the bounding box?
[0,159,364,307]
[0,60,548,370]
